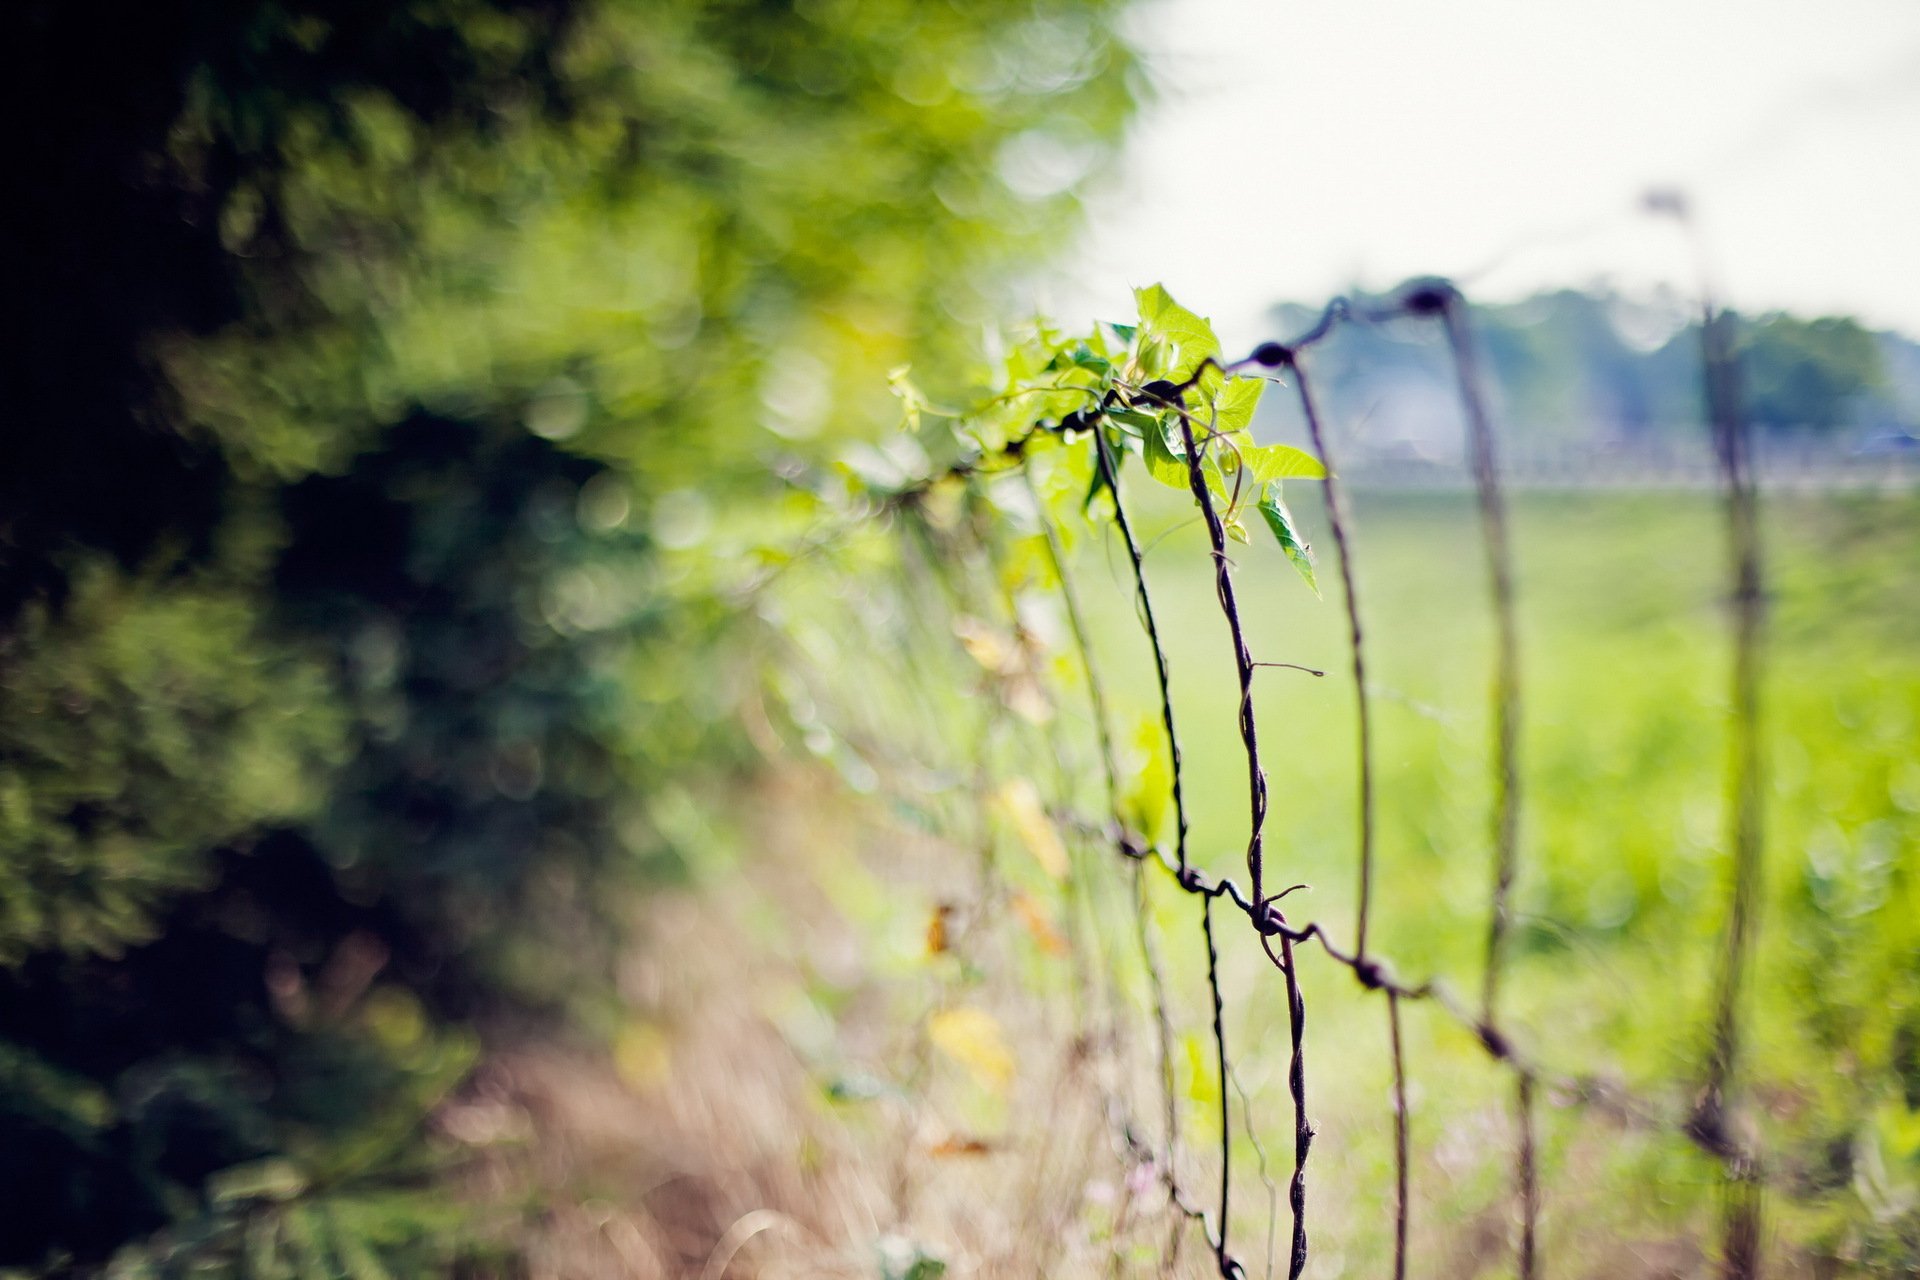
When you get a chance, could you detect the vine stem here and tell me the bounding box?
[1170,404,1269,914]
[1161,390,1311,1280]
[1093,418,1250,1278]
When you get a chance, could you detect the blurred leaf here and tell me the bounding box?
[888,366,925,433]
[208,1159,308,1206]
[1011,891,1069,956]
[1181,1032,1219,1106]
[953,616,1014,674]
[825,1073,894,1104]
[613,1021,672,1089]
[877,1236,948,1280]
[925,903,953,956]
[1123,715,1172,844]
[997,779,1068,881]
[928,1008,1015,1090]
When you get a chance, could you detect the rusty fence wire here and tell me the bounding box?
[753,279,1769,1280]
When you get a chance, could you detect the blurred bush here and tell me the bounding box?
[0,0,1139,1272]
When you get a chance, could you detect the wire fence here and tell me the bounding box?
[756,277,1769,1279]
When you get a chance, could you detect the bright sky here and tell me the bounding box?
[1035,0,1920,349]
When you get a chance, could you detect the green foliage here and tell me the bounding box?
[856,282,1325,597]
[0,0,1140,1271]
[0,572,344,964]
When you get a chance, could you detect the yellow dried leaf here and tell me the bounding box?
[952,615,1012,673]
[998,778,1068,881]
[614,1021,672,1089]
[926,903,953,956]
[929,1134,995,1157]
[1011,891,1068,956]
[928,1007,1016,1089]
[1004,673,1054,725]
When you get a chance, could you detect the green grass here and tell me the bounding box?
[1062,485,1920,1275]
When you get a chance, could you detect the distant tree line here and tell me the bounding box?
[1269,288,1912,456]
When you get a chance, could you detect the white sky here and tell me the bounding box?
[1034,0,1920,349]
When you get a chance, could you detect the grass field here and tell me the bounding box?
[1047,484,1920,1275]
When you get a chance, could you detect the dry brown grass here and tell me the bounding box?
[435,765,1800,1280]
[441,766,1236,1280]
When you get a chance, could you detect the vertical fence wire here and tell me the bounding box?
[1436,285,1539,1279]
[1284,332,1410,1277]
[767,278,1785,1280]
[1696,296,1769,1280]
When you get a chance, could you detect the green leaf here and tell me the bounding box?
[1133,284,1221,379]
[1142,415,1192,491]
[1106,408,1159,437]
[1258,482,1320,596]
[1068,344,1111,374]
[1211,376,1266,433]
[1134,336,1172,379]
[1239,442,1327,482]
